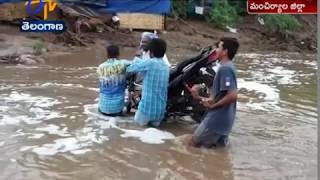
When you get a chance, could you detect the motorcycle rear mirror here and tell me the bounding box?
[201,46,212,54]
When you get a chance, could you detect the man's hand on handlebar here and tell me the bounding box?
[184,83,202,101]
[184,83,215,106]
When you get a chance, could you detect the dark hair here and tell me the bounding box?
[219,37,239,60]
[107,45,119,58]
[148,38,167,58]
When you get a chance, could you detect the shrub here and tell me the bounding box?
[171,0,188,19]
[261,14,301,32]
[228,0,247,15]
[32,40,47,55]
[206,0,238,29]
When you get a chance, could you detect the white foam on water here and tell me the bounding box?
[71,149,91,155]
[267,66,295,76]
[29,107,66,121]
[6,92,61,107]
[20,146,37,152]
[94,120,114,129]
[28,133,45,139]
[83,104,111,121]
[119,128,175,144]
[20,103,174,157]
[34,100,61,108]
[53,67,97,71]
[1,115,30,125]
[23,117,110,156]
[30,132,109,156]
[1,112,64,125]
[80,128,110,143]
[155,168,187,180]
[31,138,84,156]
[0,92,64,125]
[238,79,280,111]
[237,54,315,112]
[11,129,27,137]
[303,60,317,69]
[0,106,9,112]
[64,106,81,109]
[40,83,85,88]
[238,79,279,101]
[120,148,144,156]
[238,53,266,59]
[83,104,133,124]
[40,83,83,87]
[266,66,300,85]
[20,135,99,155]
[36,124,70,137]
[0,141,4,147]
[6,65,41,69]
[84,104,175,144]
[88,88,99,92]
[0,84,14,91]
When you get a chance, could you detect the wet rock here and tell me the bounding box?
[23,59,37,65]
[18,54,37,65]
[0,54,45,65]
[309,44,316,51]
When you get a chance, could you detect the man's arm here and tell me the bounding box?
[201,90,237,109]
[202,66,237,109]
[126,58,150,73]
[120,59,132,66]
[185,84,214,103]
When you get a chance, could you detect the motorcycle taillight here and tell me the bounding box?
[208,49,217,63]
[186,82,194,88]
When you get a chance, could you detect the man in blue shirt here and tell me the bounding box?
[186,37,239,148]
[127,38,169,127]
[97,45,130,116]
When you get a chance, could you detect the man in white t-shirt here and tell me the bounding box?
[138,32,171,67]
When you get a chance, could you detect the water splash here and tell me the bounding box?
[84,104,175,144]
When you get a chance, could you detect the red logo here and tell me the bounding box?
[247,0,317,14]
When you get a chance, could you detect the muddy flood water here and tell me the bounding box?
[0,48,317,180]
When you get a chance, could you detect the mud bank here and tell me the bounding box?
[0,15,316,64]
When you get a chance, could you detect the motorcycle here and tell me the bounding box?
[126,46,217,123]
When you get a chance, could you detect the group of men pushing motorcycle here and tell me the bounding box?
[97,32,239,148]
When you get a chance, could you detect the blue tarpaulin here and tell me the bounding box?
[59,0,106,7]
[58,0,171,14]
[0,0,24,3]
[104,0,170,14]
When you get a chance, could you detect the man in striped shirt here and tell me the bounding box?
[97,45,130,116]
[127,39,169,127]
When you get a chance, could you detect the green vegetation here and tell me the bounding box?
[170,0,302,33]
[206,0,238,29]
[228,0,247,15]
[32,40,47,55]
[171,0,188,19]
[261,14,301,32]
